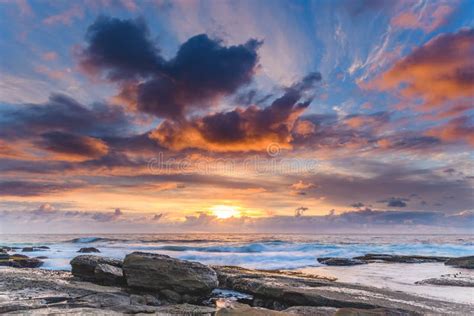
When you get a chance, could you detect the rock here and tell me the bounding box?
[283,306,338,316]
[214,266,472,314]
[36,256,48,259]
[21,246,49,252]
[11,254,29,259]
[216,302,290,315]
[0,254,43,268]
[160,289,182,303]
[415,273,474,287]
[70,255,122,282]
[153,303,216,315]
[94,263,125,286]
[0,253,9,259]
[123,252,218,301]
[77,247,101,253]
[318,258,366,266]
[143,294,161,306]
[130,294,146,305]
[354,254,449,263]
[444,256,474,269]
[334,307,416,315]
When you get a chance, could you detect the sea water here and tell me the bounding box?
[0,233,472,271]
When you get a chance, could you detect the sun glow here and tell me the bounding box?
[210,205,241,219]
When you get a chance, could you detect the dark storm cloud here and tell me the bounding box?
[80,16,163,80]
[80,16,262,118]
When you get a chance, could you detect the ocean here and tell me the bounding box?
[1,233,473,271]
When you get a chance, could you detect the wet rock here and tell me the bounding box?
[153,303,216,315]
[334,307,418,315]
[0,254,43,268]
[21,246,49,252]
[10,254,28,259]
[318,258,366,266]
[354,254,449,263]
[214,266,470,314]
[444,256,474,269]
[216,301,290,315]
[123,252,218,301]
[94,263,125,286]
[35,256,48,259]
[416,273,474,287]
[77,247,101,253]
[70,255,122,282]
[0,253,9,259]
[283,306,338,315]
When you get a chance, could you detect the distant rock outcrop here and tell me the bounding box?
[354,254,449,263]
[77,247,101,253]
[445,256,474,269]
[317,257,367,266]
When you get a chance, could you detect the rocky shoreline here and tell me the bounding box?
[0,250,473,315]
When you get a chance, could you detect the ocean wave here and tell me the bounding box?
[150,242,340,253]
[68,237,116,243]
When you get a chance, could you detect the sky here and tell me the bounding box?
[0,0,473,233]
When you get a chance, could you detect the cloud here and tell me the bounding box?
[1,203,473,234]
[294,206,308,217]
[91,208,123,222]
[79,16,162,80]
[0,181,84,196]
[391,3,454,33]
[350,202,365,209]
[43,4,84,25]
[367,28,474,111]
[378,197,409,208]
[425,116,474,147]
[152,213,163,221]
[0,94,132,139]
[80,16,262,119]
[149,73,321,152]
[39,131,109,161]
[290,180,317,196]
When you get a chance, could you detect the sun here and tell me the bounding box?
[210,205,241,219]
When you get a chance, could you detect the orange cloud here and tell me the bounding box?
[391,4,454,33]
[425,116,474,147]
[367,28,474,111]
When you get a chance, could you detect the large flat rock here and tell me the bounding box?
[214,266,474,315]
